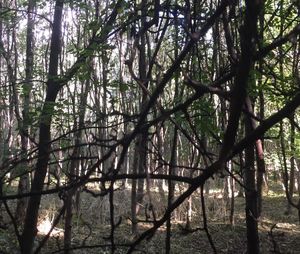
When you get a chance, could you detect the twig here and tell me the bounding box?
[268,224,281,254]
[200,186,217,254]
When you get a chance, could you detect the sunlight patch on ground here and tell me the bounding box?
[276,222,300,230]
[259,217,300,232]
[267,189,286,197]
[37,217,64,237]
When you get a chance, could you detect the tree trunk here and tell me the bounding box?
[15,0,35,224]
[64,78,89,254]
[166,128,177,254]
[256,0,267,216]
[244,115,260,254]
[287,114,296,214]
[131,0,148,234]
[256,91,266,216]
[20,1,64,252]
[244,96,266,218]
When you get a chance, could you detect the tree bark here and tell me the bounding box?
[20,1,64,252]
[15,0,35,224]
[64,77,89,254]
[287,114,296,214]
[166,127,177,254]
[131,0,148,234]
[219,1,261,253]
[244,115,260,254]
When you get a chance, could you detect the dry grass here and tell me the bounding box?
[0,182,300,253]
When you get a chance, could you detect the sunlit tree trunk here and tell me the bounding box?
[166,127,177,253]
[156,123,166,201]
[131,0,148,234]
[16,0,35,224]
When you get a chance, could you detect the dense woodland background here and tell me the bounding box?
[0,0,300,253]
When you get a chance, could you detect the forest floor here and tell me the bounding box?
[0,181,300,254]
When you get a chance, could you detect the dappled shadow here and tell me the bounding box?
[1,184,300,253]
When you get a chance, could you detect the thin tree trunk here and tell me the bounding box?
[64,78,89,254]
[244,115,259,254]
[287,114,296,214]
[166,128,177,254]
[156,124,166,202]
[256,0,267,216]
[256,90,266,216]
[279,121,293,213]
[131,141,139,234]
[244,96,266,218]
[228,161,235,225]
[131,0,148,234]
[15,0,35,224]
[20,1,64,252]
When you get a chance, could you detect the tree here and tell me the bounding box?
[0,0,300,253]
